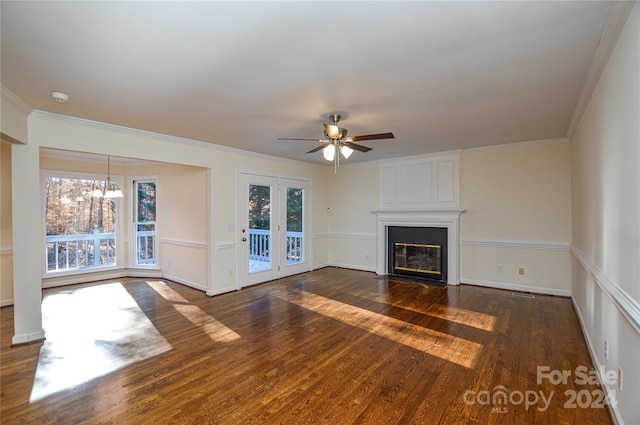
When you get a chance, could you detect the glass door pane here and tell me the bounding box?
[248,184,272,273]
[279,178,310,278]
[286,187,303,265]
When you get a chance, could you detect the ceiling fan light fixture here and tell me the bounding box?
[323,144,336,161]
[277,112,394,173]
[324,123,341,139]
[340,145,353,159]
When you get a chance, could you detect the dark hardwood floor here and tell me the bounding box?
[1,268,613,424]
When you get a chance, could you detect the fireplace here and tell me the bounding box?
[387,226,448,283]
[373,150,464,284]
[372,209,465,285]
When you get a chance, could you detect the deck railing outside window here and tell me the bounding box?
[46,227,116,272]
[136,228,156,265]
[248,229,303,264]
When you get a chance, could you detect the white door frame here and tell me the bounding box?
[237,171,311,287]
[278,177,311,279]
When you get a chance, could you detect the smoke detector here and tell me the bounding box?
[51,91,69,103]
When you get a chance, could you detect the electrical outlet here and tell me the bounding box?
[496,265,503,273]
[604,339,609,360]
[518,267,525,275]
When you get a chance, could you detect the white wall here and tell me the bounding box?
[460,141,572,295]
[10,111,329,342]
[325,141,573,296]
[1,141,14,306]
[326,163,378,271]
[36,154,212,292]
[1,87,31,307]
[135,162,209,291]
[570,4,639,424]
[1,87,31,143]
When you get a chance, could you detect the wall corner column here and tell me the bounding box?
[11,142,45,344]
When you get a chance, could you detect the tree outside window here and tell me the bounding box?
[45,176,117,272]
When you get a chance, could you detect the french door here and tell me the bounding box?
[238,173,310,287]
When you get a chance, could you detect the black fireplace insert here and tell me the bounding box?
[387,226,448,284]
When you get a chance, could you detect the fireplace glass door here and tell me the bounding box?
[394,243,442,276]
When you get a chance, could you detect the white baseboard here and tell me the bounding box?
[161,274,207,292]
[311,262,330,271]
[462,278,571,297]
[127,269,163,278]
[571,297,623,425]
[206,285,238,297]
[12,330,45,345]
[42,269,127,289]
[328,262,376,273]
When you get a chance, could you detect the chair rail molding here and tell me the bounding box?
[571,244,640,335]
[461,238,570,251]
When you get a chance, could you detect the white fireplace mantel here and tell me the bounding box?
[371,208,466,285]
[374,152,464,284]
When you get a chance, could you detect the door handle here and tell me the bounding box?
[242,237,247,242]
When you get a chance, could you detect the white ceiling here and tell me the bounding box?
[1,1,619,165]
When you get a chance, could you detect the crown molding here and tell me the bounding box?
[0,85,33,115]
[1,131,22,145]
[462,137,569,154]
[566,1,636,139]
[376,149,462,166]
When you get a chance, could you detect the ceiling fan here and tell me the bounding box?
[278,113,394,171]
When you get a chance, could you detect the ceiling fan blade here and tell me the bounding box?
[307,144,328,154]
[278,137,324,141]
[349,132,395,142]
[344,142,372,152]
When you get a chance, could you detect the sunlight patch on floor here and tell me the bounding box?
[30,283,171,402]
[276,289,483,368]
[426,304,496,331]
[147,281,240,342]
[355,291,497,331]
